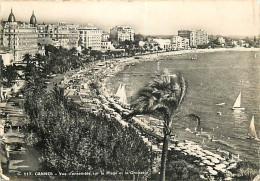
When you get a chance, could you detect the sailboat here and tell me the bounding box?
[248,116,259,140]
[232,92,245,110]
[119,84,127,105]
[115,83,122,97]
[115,83,128,105]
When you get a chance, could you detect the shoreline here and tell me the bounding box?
[21,47,258,179]
[95,48,257,178]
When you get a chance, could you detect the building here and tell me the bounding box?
[171,35,189,50]
[217,37,226,47]
[0,50,14,66]
[195,29,208,46]
[232,40,238,47]
[101,41,115,50]
[0,10,39,62]
[153,39,171,51]
[78,26,102,50]
[37,22,79,49]
[178,29,208,47]
[102,32,110,41]
[110,26,134,42]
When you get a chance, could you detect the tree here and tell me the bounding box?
[69,47,77,55]
[128,69,187,181]
[82,48,89,56]
[2,64,19,87]
[34,53,45,69]
[22,53,32,66]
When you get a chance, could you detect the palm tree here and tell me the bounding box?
[34,53,44,69]
[128,69,187,181]
[22,53,32,66]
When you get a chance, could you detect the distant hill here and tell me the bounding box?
[144,35,174,39]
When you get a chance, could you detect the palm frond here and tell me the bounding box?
[177,74,187,107]
[185,114,201,127]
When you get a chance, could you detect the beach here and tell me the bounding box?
[104,48,260,165]
[2,47,259,180]
[72,47,257,178]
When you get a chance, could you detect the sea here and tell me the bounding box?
[106,51,260,165]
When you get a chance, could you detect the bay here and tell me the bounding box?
[106,51,260,164]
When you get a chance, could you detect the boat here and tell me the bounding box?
[115,83,122,97]
[217,112,222,115]
[115,83,128,105]
[216,102,225,106]
[247,116,259,140]
[232,92,245,110]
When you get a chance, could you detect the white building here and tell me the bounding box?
[37,22,79,50]
[1,10,39,62]
[0,51,13,66]
[232,40,238,47]
[110,26,134,42]
[78,26,102,50]
[101,41,115,50]
[178,29,208,47]
[218,37,225,45]
[153,39,171,51]
[171,36,189,50]
[102,32,110,41]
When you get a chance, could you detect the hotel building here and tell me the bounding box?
[78,26,102,50]
[110,26,134,42]
[178,29,208,48]
[37,22,79,49]
[153,38,171,51]
[0,9,39,62]
[171,35,189,50]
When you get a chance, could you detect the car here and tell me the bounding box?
[18,93,23,98]
[45,80,51,84]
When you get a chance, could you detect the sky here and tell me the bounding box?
[0,0,259,37]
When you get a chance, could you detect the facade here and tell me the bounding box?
[153,39,171,51]
[178,29,208,47]
[37,22,79,49]
[110,26,134,42]
[101,41,115,50]
[232,40,238,47]
[195,30,208,46]
[171,35,189,50]
[2,22,38,61]
[218,37,226,47]
[102,32,110,41]
[78,26,102,50]
[0,51,14,66]
[0,10,42,62]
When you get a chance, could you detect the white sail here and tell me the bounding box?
[233,92,241,108]
[119,84,127,105]
[115,84,122,97]
[249,116,258,139]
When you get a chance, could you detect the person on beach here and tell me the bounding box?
[228,152,233,160]
[200,128,203,134]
